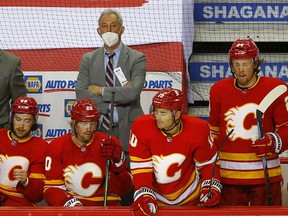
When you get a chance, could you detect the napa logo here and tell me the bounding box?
[24,76,42,94]
[64,99,76,118]
[31,124,43,138]
[38,103,51,117]
[44,80,77,93]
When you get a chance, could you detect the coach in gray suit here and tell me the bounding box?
[0,50,27,129]
[76,9,146,152]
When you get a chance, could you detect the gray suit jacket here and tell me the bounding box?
[0,50,27,127]
[76,44,146,151]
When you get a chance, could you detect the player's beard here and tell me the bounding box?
[11,128,31,140]
[235,72,257,88]
[236,75,252,87]
[75,132,94,145]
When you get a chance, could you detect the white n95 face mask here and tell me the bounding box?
[101,32,119,47]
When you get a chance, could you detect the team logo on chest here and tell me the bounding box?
[224,103,258,141]
[152,153,185,184]
[0,155,29,187]
[64,163,102,196]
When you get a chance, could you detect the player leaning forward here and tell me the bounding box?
[44,99,132,206]
[129,88,221,215]
[209,38,288,206]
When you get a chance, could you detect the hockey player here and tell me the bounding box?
[129,88,221,216]
[209,38,288,205]
[44,99,132,206]
[0,96,47,206]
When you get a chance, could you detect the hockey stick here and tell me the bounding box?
[256,84,287,206]
[208,129,234,199]
[104,91,116,207]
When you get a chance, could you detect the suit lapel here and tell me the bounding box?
[90,48,105,84]
[95,47,105,70]
[117,45,128,68]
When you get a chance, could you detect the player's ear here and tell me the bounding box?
[175,110,182,120]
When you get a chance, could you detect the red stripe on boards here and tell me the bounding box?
[7,43,185,72]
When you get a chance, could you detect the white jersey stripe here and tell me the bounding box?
[221,158,280,170]
[130,161,153,170]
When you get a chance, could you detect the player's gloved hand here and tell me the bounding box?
[199,179,222,207]
[131,187,158,216]
[251,132,282,157]
[100,138,123,163]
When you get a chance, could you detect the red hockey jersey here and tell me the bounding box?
[209,77,288,185]
[129,114,219,206]
[44,132,132,206]
[0,129,47,206]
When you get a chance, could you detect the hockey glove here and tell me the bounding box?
[199,179,222,207]
[100,138,123,163]
[251,132,282,157]
[131,187,158,216]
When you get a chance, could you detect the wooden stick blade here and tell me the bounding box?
[257,85,287,114]
[256,84,287,138]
